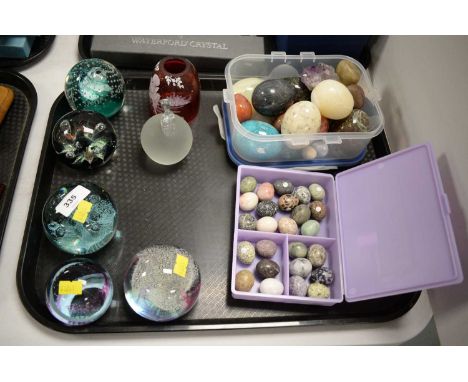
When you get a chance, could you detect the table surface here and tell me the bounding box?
[0,35,434,345]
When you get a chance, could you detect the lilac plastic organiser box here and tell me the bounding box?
[231,143,463,306]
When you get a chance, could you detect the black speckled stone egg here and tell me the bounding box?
[252,79,296,117]
[256,200,278,218]
[310,266,334,285]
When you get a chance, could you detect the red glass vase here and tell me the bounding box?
[149,57,200,124]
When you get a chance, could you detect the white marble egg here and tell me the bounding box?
[239,192,258,211]
[256,217,278,233]
[311,79,354,120]
[259,278,284,295]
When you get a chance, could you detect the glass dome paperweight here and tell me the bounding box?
[42,181,118,255]
[64,58,125,118]
[124,245,201,322]
[52,110,117,170]
[45,259,113,326]
[141,99,193,165]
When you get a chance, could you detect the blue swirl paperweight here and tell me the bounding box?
[46,259,113,326]
[65,58,125,118]
[124,245,201,322]
[42,181,118,255]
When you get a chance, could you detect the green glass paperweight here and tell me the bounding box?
[64,58,125,118]
[42,181,118,255]
[52,110,117,170]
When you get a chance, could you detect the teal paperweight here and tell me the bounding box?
[124,245,201,322]
[64,58,125,118]
[52,110,117,170]
[42,181,118,255]
[46,259,113,326]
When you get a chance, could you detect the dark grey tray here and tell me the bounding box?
[0,71,37,248]
[17,75,419,333]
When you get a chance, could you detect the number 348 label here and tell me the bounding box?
[55,185,91,217]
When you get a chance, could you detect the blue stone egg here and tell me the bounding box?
[233,120,282,161]
[45,259,113,326]
[42,181,118,255]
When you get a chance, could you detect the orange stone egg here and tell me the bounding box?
[235,93,253,122]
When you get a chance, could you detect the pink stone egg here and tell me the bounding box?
[256,182,275,201]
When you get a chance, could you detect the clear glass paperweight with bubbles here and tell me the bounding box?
[45,259,113,326]
[52,110,117,170]
[124,245,201,322]
[42,181,118,255]
[65,58,125,118]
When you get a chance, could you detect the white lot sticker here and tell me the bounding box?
[55,185,91,217]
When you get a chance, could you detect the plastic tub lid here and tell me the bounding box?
[336,143,462,302]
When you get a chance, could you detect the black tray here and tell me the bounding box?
[0,71,37,248]
[17,75,420,334]
[0,36,55,69]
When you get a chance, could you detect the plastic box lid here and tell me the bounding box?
[336,143,463,302]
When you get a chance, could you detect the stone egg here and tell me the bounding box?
[256,259,280,279]
[310,266,334,285]
[292,186,311,204]
[301,63,339,90]
[278,194,299,212]
[281,101,321,135]
[233,77,263,103]
[284,77,311,103]
[289,258,312,278]
[255,239,277,258]
[256,182,275,201]
[336,59,361,86]
[256,200,278,218]
[301,220,320,236]
[239,192,258,211]
[307,244,327,267]
[252,79,296,117]
[273,113,285,132]
[234,120,281,161]
[235,93,253,122]
[311,79,354,120]
[273,179,294,196]
[291,204,311,225]
[256,217,278,233]
[278,217,299,235]
[310,200,327,221]
[309,183,326,201]
[237,241,255,264]
[240,176,257,194]
[289,275,309,297]
[347,84,365,109]
[239,214,257,230]
[312,140,329,157]
[235,270,255,292]
[329,109,370,133]
[302,146,318,160]
[259,278,284,295]
[307,282,330,298]
[288,241,308,259]
[319,116,329,132]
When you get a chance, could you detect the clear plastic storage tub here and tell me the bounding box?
[223,52,385,167]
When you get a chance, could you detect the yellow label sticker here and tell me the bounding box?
[72,200,93,223]
[173,254,189,278]
[58,280,83,295]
